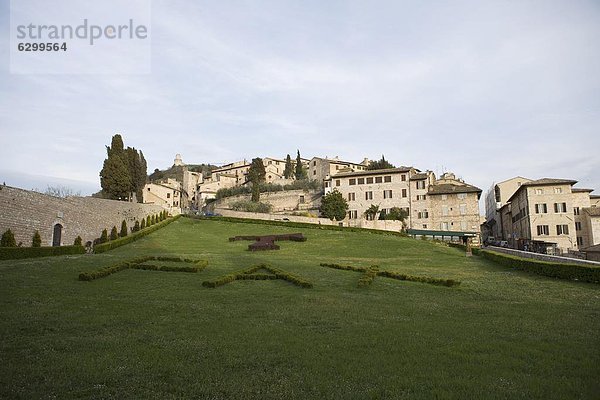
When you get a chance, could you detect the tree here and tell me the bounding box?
[99,229,108,244]
[133,220,140,232]
[100,134,131,200]
[1,229,17,247]
[74,236,83,246]
[140,218,146,230]
[364,204,380,221]
[380,207,409,230]
[32,230,42,247]
[367,155,395,170]
[146,215,151,227]
[110,226,118,241]
[247,158,266,202]
[44,185,80,198]
[295,150,307,180]
[120,220,128,237]
[319,189,349,221]
[283,154,294,179]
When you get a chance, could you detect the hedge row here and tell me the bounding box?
[202,264,312,288]
[0,245,85,260]
[78,255,208,281]
[479,250,600,284]
[358,266,379,288]
[185,215,408,237]
[94,215,181,254]
[320,262,461,287]
[447,242,481,255]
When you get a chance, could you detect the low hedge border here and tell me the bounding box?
[94,215,181,254]
[0,245,85,260]
[479,250,600,284]
[185,215,408,237]
[202,263,312,288]
[78,255,208,281]
[320,263,461,287]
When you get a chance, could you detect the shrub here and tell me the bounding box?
[110,226,118,241]
[99,229,108,244]
[151,215,156,225]
[74,236,83,246]
[120,220,128,237]
[0,245,85,260]
[230,200,273,213]
[479,250,600,284]
[93,215,181,253]
[202,264,312,288]
[358,266,379,288]
[1,229,17,247]
[132,220,141,232]
[140,218,146,229]
[32,231,42,247]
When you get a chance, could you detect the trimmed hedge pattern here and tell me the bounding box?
[202,264,312,288]
[0,245,85,260]
[185,215,408,237]
[480,250,600,284]
[78,255,208,281]
[320,263,461,288]
[94,215,181,254]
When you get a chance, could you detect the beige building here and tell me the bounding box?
[325,168,481,235]
[493,178,599,254]
[310,156,369,186]
[143,178,183,215]
[484,176,532,239]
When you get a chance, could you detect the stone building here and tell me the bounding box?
[491,178,599,254]
[484,176,532,239]
[0,185,163,247]
[310,156,369,187]
[143,178,184,215]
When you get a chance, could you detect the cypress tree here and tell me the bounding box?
[110,226,118,241]
[146,215,151,226]
[283,154,294,179]
[133,220,140,232]
[151,215,156,225]
[141,218,146,229]
[295,150,307,180]
[247,158,266,202]
[99,229,108,244]
[120,220,128,237]
[100,134,132,200]
[32,230,42,247]
[74,236,83,246]
[1,229,17,247]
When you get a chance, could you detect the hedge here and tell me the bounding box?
[94,215,181,254]
[0,245,85,260]
[202,264,312,288]
[78,255,208,281]
[185,215,408,237]
[479,250,600,284]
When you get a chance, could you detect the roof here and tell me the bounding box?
[572,188,594,193]
[582,243,600,253]
[583,207,600,217]
[427,183,482,196]
[409,172,428,181]
[591,195,600,199]
[332,167,412,178]
[312,157,366,167]
[507,178,578,202]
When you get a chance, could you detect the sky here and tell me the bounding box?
[1,0,599,207]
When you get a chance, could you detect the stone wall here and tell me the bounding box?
[214,189,322,213]
[483,246,600,266]
[0,186,164,247]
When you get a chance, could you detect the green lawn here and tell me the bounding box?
[1,217,599,399]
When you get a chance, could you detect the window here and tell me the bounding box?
[402,189,407,198]
[349,179,356,186]
[417,210,429,219]
[577,237,584,246]
[442,205,448,216]
[358,178,365,185]
[336,165,339,170]
[441,222,449,231]
[417,194,426,201]
[348,193,355,201]
[299,195,305,204]
[147,187,151,191]
[554,187,562,194]
[458,193,467,200]
[313,160,316,166]
[574,207,580,215]
[416,181,426,189]
[365,191,373,200]
[460,221,467,230]
[556,224,569,235]
[535,188,543,195]
[375,176,383,183]
[325,182,330,188]
[167,193,171,198]
[536,225,549,235]
[422,224,428,229]
[384,176,392,183]
[383,190,393,199]
[554,202,567,213]
[401,174,406,181]
[441,194,447,200]
[459,204,467,215]
[366,177,373,184]
[575,222,582,231]
[313,170,316,175]
[336,180,340,187]
[348,210,358,219]
[535,204,547,214]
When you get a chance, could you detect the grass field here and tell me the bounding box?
[1,217,599,399]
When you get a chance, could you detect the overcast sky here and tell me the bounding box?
[1,0,599,205]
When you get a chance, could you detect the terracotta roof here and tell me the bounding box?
[506,178,578,203]
[427,183,482,197]
[332,167,412,178]
[409,172,428,180]
[583,207,600,217]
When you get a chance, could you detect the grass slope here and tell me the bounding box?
[0,217,599,399]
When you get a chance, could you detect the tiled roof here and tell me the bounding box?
[572,188,594,193]
[507,178,578,202]
[409,173,428,180]
[332,167,412,178]
[583,207,600,217]
[427,183,482,196]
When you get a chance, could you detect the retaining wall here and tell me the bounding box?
[484,245,600,266]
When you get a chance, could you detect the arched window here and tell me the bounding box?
[52,223,63,247]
